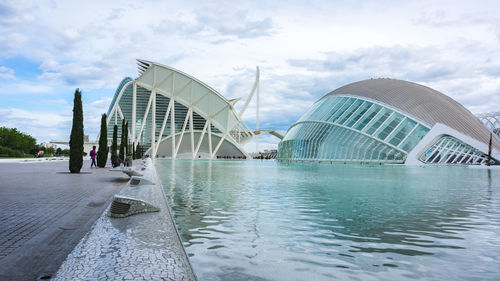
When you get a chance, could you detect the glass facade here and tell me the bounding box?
[418,135,491,165]
[278,96,431,163]
[107,84,220,152]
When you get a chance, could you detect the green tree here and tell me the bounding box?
[97,114,108,167]
[69,88,84,173]
[124,121,129,156]
[61,149,70,156]
[135,144,143,159]
[119,119,125,161]
[45,146,55,156]
[0,127,36,154]
[111,124,118,166]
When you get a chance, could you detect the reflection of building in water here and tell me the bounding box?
[251,149,277,159]
[106,60,284,159]
[279,78,500,165]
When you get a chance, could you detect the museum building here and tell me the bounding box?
[278,78,500,165]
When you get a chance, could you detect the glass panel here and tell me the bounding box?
[364,108,391,135]
[345,102,372,128]
[399,125,430,152]
[375,113,404,141]
[354,104,381,131]
[387,119,417,147]
[278,122,406,163]
[321,97,348,122]
[337,99,364,125]
[297,100,324,122]
[328,98,355,123]
[307,98,338,121]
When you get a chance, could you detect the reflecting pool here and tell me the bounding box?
[156,160,500,281]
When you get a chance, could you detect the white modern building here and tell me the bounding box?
[278,78,500,165]
[106,60,283,159]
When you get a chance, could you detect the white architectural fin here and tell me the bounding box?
[137,59,153,75]
[238,66,259,117]
[229,98,241,106]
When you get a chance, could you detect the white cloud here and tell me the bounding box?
[0,0,499,147]
[0,66,15,79]
[36,99,68,105]
[0,80,54,94]
[82,97,113,141]
[0,108,72,142]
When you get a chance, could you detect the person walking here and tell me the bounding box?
[90,146,98,168]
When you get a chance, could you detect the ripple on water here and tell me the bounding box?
[156,160,500,281]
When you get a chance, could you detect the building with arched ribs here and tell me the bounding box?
[106,60,283,159]
[278,78,500,165]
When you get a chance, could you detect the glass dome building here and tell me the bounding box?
[278,78,500,165]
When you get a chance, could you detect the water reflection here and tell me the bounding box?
[156,160,500,281]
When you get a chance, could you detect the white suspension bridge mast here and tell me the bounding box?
[238,66,260,154]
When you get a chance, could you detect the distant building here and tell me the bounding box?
[278,78,499,165]
[50,134,97,158]
[40,142,58,149]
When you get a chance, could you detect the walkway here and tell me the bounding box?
[0,160,126,281]
[52,159,197,280]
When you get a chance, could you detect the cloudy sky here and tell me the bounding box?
[1,0,499,151]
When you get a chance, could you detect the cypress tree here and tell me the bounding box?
[119,119,125,161]
[111,124,118,166]
[97,114,108,167]
[69,89,84,173]
[134,144,142,159]
[124,122,129,156]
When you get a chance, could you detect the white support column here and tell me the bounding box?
[151,90,156,159]
[136,93,154,144]
[132,81,137,148]
[171,99,176,159]
[117,106,124,120]
[208,119,213,158]
[155,98,173,154]
[194,120,209,158]
[212,133,228,158]
[190,109,194,158]
[107,81,133,127]
[171,73,176,159]
[212,110,232,159]
[175,107,191,156]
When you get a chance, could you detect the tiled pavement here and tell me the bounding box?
[0,160,126,281]
[52,160,196,281]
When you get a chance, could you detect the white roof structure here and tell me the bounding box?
[106,60,283,159]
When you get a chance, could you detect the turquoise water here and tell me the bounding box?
[156,160,500,281]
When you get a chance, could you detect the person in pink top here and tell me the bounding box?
[90,146,98,168]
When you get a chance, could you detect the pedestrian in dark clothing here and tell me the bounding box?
[90,146,98,168]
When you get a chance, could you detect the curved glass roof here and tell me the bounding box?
[323,79,500,150]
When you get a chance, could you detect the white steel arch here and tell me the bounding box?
[477,111,500,138]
